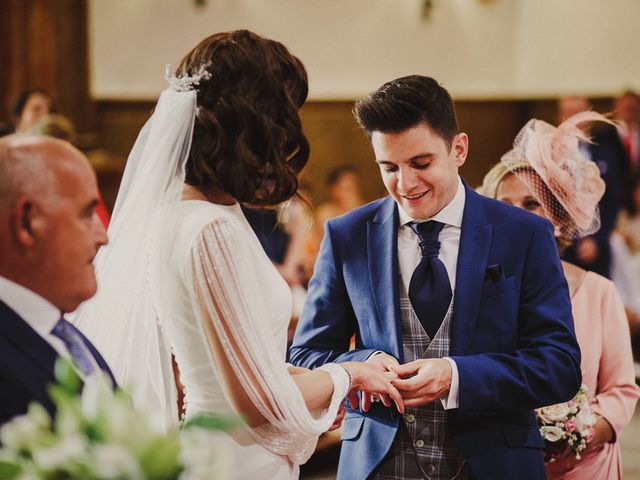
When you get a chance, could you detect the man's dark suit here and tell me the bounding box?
[0,300,116,425]
[563,124,627,277]
[290,182,581,480]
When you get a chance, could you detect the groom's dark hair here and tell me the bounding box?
[354,75,459,149]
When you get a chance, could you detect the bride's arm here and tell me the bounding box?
[189,217,350,432]
[189,217,401,431]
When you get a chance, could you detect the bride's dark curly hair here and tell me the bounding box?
[177,30,310,206]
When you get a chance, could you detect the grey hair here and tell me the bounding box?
[0,135,59,210]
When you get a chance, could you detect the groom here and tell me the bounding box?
[289,76,581,479]
[0,135,114,424]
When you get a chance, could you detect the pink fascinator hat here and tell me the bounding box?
[500,111,611,240]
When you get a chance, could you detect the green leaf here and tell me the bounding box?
[137,437,182,480]
[0,460,21,480]
[182,412,243,431]
[53,358,82,395]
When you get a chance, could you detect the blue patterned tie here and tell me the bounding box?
[51,318,95,376]
[408,221,452,339]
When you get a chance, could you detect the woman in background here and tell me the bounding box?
[479,113,640,480]
[305,165,363,275]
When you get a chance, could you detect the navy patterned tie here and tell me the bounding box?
[408,221,452,339]
[51,318,95,376]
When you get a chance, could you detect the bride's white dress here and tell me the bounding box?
[73,88,347,479]
[147,199,346,479]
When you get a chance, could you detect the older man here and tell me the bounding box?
[0,134,112,424]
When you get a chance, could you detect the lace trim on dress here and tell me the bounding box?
[189,218,349,463]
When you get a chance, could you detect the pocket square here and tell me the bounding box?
[484,264,505,284]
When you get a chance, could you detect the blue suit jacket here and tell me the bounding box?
[0,300,116,425]
[289,182,581,480]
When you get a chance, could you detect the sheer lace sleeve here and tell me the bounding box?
[187,216,349,463]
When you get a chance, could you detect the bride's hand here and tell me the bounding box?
[341,362,405,414]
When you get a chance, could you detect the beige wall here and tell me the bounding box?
[89,0,640,100]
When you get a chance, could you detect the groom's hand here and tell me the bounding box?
[362,352,400,412]
[389,359,452,408]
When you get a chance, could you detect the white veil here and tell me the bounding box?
[73,65,351,457]
[73,80,198,429]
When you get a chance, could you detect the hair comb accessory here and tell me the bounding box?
[500,112,613,240]
[165,63,212,92]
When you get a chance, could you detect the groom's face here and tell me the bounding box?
[371,122,468,220]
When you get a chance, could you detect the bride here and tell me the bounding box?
[74,30,403,479]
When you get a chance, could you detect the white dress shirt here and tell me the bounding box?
[0,275,70,357]
[397,176,465,409]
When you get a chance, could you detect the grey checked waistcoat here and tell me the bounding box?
[372,272,468,480]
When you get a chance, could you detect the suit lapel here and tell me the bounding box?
[451,184,493,356]
[367,197,403,362]
[0,300,58,381]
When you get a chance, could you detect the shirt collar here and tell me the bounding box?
[398,176,465,228]
[0,275,61,337]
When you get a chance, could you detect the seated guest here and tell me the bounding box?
[556,96,626,278]
[480,112,640,480]
[0,134,113,425]
[12,89,53,134]
[306,166,363,273]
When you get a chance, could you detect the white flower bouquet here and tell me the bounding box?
[536,384,596,461]
[0,359,238,479]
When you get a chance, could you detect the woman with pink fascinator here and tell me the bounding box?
[479,112,640,480]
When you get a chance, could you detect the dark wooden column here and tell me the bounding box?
[0,0,93,133]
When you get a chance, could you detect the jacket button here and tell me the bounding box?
[415,439,424,448]
[405,414,416,423]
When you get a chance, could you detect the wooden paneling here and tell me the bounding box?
[300,102,387,204]
[90,97,617,209]
[0,0,92,133]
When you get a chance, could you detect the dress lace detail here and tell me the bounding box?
[187,206,348,463]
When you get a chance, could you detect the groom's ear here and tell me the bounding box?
[451,133,468,167]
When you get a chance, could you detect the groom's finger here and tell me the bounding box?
[392,374,426,391]
[388,362,419,378]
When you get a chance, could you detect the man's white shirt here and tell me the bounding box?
[0,275,71,363]
[396,176,465,409]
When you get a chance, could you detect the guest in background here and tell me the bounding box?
[480,112,640,480]
[12,89,53,133]
[618,177,640,255]
[0,134,113,425]
[243,200,310,288]
[243,199,311,334]
[306,165,363,275]
[315,166,363,225]
[615,176,640,359]
[29,113,77,143]
[557,96,626,278]
[614,90,640,179]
